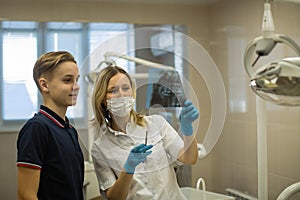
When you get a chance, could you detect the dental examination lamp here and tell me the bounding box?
[244,1,300,200]
[249,57,300,106]
[244,1,300,106]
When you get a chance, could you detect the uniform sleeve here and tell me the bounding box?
[153,115,184,162]
[91,143,117,191]
[17,120,49,169]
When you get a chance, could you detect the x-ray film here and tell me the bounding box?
[146,69,186,108]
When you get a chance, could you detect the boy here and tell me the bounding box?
[17,51,84,200]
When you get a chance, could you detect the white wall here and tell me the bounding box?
[1,0,300,199]
[0,1,210,199]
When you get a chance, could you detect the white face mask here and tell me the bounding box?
[106,96,135,117]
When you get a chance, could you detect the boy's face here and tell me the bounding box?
[41,61,80,108]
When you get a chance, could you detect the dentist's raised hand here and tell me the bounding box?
[179,100,200,136]
[123,144,153,174]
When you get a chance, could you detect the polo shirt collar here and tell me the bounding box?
[39,105,71,128]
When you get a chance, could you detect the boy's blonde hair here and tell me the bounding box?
[33,51,77,92]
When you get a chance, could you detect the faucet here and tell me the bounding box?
[277,182,300,200]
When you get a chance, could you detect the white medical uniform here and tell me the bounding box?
[91,114,187,200]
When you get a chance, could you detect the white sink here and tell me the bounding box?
[181,187,235,200]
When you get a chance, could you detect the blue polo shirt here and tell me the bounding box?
[17,105,84,200]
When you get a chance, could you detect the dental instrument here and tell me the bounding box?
[145,131,148,146]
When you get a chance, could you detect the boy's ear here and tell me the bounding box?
[39,78,49,92]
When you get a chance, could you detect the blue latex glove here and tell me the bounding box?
[123,144,153,174]
[179,100,200,136]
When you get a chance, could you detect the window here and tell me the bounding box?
[2,21,38,121]
[0,21,133,131]
[46,22,85,119]
[0,21,185,131]
[88,23,135,73]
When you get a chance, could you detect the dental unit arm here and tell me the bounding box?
[84,52,175,84]
[104,52,175,71]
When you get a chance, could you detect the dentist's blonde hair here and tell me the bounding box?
[91,65,146,127]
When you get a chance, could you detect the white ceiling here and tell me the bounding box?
[58,0,221,5]
[59,0,300,5]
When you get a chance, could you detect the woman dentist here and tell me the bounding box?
[90,65,199,200]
